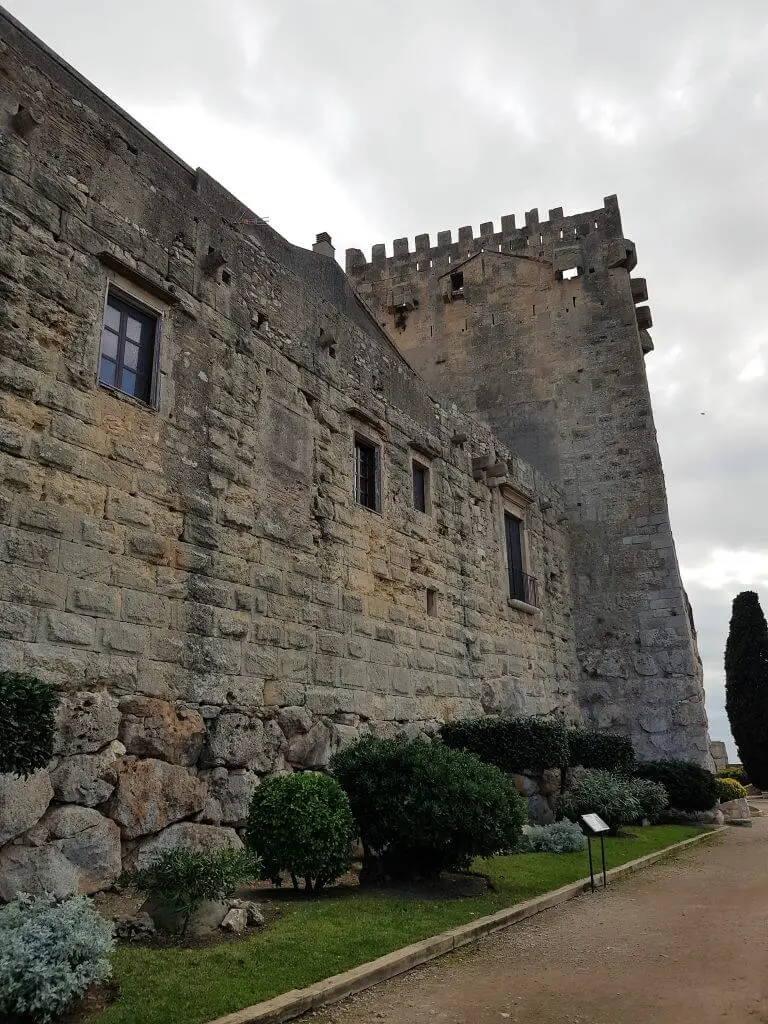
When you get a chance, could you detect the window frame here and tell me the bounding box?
[411,458,431,514]
[501,489,538,610]
[99,284,162,408]
[353,433,381,512]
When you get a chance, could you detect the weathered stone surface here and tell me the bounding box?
[119,696,206,766]
[719,797,752,824]
[287,721,333,769]
[108,759,206,839]
[0,769,53,845]
[710,741,729,772]
[527,792,555,825]
[141,895,229,937]
[201,768,259,827]
[220,906,247,933]
[202,713,276,771]
[135,822,243,869]
[49,741,125,806]
[277,705,314,738]
[510,773,539,798]
[54,691,120,754]
[3,806,123,897]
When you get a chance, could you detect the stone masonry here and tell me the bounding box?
[0,11,589,897]
[347,202,710,766]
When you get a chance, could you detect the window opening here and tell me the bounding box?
[505,512,536,605]
[412,461,429,513]
[354,436,380,511]
[450,270,463,296]
[426,588,437,616]
[99,289,158,404]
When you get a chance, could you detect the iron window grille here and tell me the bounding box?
[505,512,538,606]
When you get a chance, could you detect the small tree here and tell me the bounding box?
[725,591,768,789]
[0,672,58,777]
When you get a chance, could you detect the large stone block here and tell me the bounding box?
[0,769,53,845]
[119,696,206,766]
[54,690,120,754]
[135,822,243,869]
[49,741,125,806]
[201,768,259,827]
[202,713,275,771]
[1,806,122,899]
[108,758,206,839]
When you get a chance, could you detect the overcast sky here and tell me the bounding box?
[7,0,768,755]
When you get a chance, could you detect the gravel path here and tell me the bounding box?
[303,817,768,1024]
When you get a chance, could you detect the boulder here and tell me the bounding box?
[527,792,555,825]
[55,691,120,755]
[119,696,206,766]
[510,773,539,798]
[49,741,125,806]
[0,769,53,845]
[108,758,206,839]
[719,797,752,826]
[135,822,243,869]
[1,806,121,899]
[220,906,247,933]
[141,895,229,937]
[201,768,259,827]
[277,705,314,738]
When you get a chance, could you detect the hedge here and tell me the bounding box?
[439,716,569,774]
[567,729,635,773]
[0,672,59,777]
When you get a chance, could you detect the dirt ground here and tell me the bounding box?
[303,814,768,1024]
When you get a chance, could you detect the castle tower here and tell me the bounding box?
[346,196,711,764]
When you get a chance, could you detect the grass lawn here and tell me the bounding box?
[94,825,704,1024]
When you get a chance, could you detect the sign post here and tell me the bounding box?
[580,813,610,891]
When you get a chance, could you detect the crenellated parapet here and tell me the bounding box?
[346,195,637,279]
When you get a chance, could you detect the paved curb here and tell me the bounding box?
[208,828,724,1024]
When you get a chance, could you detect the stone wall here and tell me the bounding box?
[0,11,583,897]
[347,201,711,766]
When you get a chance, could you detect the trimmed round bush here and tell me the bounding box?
[331,736,527,880]
[246,772,354,893]
[568,728,635,774]
[0,892,114,1023]
[630,777,669,823]
[717,764,749,786]
[439,716,570,774]
[0,671,58,777]
[126,847,262,936]
[522,819,587,853]
[714,777,747,803]
[634,759,718,813]
[559,769,643,833]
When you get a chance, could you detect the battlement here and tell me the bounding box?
[347,195,624,275]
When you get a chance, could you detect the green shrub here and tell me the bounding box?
[246,772,354,893]
[126,848,261,936]
[630,777,669,823]
[717,764,749,786]
[0,892,114,1023]
[559,769,643,833]
[439,716,570,773]
[714,777,747,803]
[0,671,58,777]
[568,729,635,773]
[331,736,527,880]
[522,819,587,853]
[634,759,718,812]
[725,590,768,788]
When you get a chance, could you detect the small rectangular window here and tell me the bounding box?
[450,270,464,296]
[99,289,159,404]
[354,436,380,511]
[426,588,437,616]
[505,512,537,606]
[412,460,429,513]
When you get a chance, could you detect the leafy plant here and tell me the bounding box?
[716,764,749,786]
[567,728,635,774]
[630,777,669,823]
[522,819,587,853]
[126,848,261,936]
[246,772,354,894]
[0,892,114,1023]
[439,716,570,774]
[634,759,718,813]
[559,769,643,833]
[0,671,58,777]
[725,591,768,789]
[331,736,527,881]
[714,777,747,803]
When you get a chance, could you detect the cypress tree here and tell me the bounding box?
[724,590,768,788]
